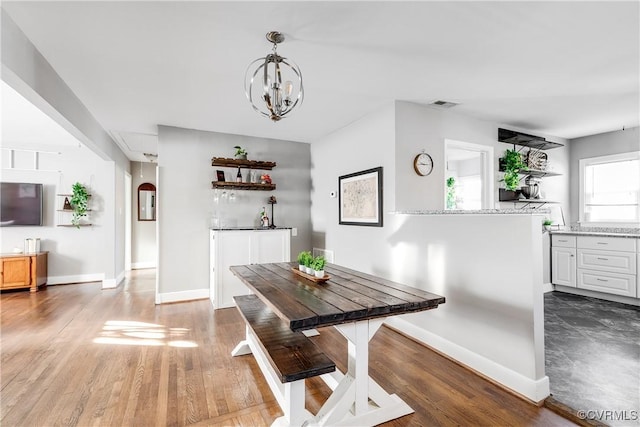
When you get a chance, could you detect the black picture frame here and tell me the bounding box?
[338,167,383,227]
[216,170,225,182]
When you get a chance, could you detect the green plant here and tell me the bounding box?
[543,218,553,226]
[233,146,247,157]
[297,251,313,267]
[446,177,456,209]
[312,256,326,271]
[501,149,528,191]
[70,182,89,228]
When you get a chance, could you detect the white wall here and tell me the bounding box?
[131,161,157,269]
[311,102,551,402]
[569,126,640,224]
[1,146,118,285]
[157,125,311,298]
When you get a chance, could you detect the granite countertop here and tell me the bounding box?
[210,226,292,231]
[391,209,549,215]
[550,230,640,239]
[551,225,640,238]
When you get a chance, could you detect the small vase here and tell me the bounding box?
[298,264,305,271]
[304,266,313,274]
[314,270,325,278]
[235,154,247,160]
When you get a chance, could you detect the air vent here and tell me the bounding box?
[429,100,458,108]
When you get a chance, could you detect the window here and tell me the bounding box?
[579,152,640,224]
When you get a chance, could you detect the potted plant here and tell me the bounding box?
[501,149,528,191]
[296,251,313,274]
[70,182,89,228]
[233,146,248,160]
[312,256,326,278]
[543,218,553,231]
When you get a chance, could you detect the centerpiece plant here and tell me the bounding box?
[312,256,326,278]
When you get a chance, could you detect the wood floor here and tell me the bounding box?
[1,269,575,426]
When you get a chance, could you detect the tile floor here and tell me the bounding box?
[545,291,640,426]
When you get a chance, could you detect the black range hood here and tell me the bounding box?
[498,128,563,150]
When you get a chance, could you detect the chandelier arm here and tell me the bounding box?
[246,62,271,118]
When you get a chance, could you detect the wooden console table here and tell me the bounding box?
[230,262,445,426]
[0,252,48,292]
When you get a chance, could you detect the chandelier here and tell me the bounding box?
[244,31,304,122]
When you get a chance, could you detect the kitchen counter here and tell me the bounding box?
[551,226,640,239]
[392,209,548,215]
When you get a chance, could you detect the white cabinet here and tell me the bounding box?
[576,236,637,298]
[551,234,639,298]
[210,229,290,309]
[551,247,576,287]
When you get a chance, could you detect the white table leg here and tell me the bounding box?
[309,318,414,427]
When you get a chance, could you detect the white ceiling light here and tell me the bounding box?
[244,31,304,122]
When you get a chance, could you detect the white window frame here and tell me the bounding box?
[579,151,640,226]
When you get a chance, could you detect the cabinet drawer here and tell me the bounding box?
[577,249,636,275]
[577,269,637,297]
[552,235,576,248]
[577,236,636,252]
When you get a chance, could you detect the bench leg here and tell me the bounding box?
[231,326,252,356]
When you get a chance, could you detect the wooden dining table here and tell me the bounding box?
[230,261,445,426]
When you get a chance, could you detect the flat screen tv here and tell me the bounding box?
[1,182,44,226]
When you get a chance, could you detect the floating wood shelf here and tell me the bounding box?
[211,158,276,170]
[211,181,276,191]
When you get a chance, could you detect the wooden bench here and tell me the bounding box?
[231,294,336,426]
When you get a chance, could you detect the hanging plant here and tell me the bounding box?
[70,182,89,228]
[501,149,528,191]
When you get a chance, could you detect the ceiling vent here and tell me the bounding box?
[429,100,458,109]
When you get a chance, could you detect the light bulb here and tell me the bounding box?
[284,81,293,97]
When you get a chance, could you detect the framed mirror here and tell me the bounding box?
[138,183,156,221]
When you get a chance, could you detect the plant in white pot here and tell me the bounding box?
[233,145,247,160]
[312,256,326,278]
[297,251,313,274]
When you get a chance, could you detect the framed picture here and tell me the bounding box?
[338,167,383,227]
[216,170,225,182]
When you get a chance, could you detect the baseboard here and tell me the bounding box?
[543,282,554,293]
[156,288,209,304]
[131,261,157,269]
[384,317,550,403]
[102,270,125,289]
[48,273,104,285]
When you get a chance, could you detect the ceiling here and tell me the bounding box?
[2,1,638,162]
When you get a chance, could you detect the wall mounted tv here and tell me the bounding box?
[1,182,44,226]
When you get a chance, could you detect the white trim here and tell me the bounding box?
[102,270,125,289]
[156,288,209,304]
[542,282,554,293]
[131,261,157,269]
[385,317,550,403]
[48,273,104,285]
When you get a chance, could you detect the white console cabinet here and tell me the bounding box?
[210,229,291,309]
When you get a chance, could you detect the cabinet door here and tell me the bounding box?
[0,257,31,288]
[551,247,576,287]
[252,230,291,264]
[214,231,253,309]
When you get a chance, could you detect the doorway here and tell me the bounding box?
[444,140,494,210]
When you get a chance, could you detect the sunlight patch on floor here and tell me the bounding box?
[93,320,198,347]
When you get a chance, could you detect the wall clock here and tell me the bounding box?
[413,152,434,176]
